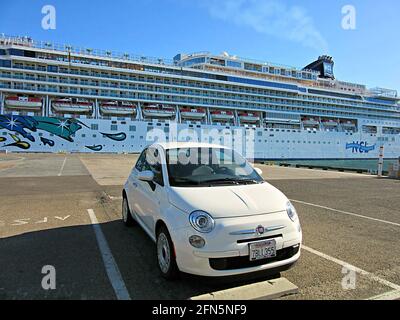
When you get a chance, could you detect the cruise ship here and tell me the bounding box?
[0,35,399,160]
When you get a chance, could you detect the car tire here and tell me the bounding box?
[122,195,135,227]
[156,225,179,280]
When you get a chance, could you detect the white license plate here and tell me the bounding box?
[249,239,277,261]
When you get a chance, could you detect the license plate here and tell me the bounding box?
[249,239,277,261]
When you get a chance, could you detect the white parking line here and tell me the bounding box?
[302,245,400,291]
[58,157,67,176]
[109,196,123,201]
[87,209,131,300]
[366,290,400,300]
[291,199,400,227]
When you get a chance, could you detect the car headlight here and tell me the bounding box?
[286,201,298,222]
[189,210,215,233]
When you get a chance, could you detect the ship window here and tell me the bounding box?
[82,134,86,138]
[111,125,118,131]
[91,124,98,130]
[129,125,136,132]
[93,134,97,138]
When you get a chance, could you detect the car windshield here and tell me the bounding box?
[166,147,264,187]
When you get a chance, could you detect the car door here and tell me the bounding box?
[132,146,166,237]
[126,148,147,221]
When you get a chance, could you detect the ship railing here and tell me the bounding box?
[0,34,175,67]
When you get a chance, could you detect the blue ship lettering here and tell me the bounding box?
[346,141,376,153]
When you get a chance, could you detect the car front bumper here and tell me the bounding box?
[170,211,302,277]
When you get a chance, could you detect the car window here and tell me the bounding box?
[135,149,148,172]
[142,148,164,187]
[166,147,263,187]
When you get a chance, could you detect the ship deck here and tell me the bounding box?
[0,153,399,300]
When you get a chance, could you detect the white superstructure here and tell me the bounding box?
[0,35,399,159]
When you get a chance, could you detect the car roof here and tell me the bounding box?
[149,142,230,151]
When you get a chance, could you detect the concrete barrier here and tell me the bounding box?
[189,277,298,300]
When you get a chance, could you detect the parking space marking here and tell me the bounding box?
[302,245,400,291]
[87,209,131,300]
[58,156,67,176]
[366,290,400,300]
[291,199,400,227]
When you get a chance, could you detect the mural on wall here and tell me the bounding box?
[4,134,31,150]
[40,137,55,147]
[0,114,127,151]
[86,145,103,152]
[101,132,127,141]
[346,141,376,153]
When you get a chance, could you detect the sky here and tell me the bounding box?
[0,0,399,92]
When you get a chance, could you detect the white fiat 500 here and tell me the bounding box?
[123,142,302,279]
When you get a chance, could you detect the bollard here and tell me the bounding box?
[377,145,384,177]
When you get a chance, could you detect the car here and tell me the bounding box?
[123,142,302,279]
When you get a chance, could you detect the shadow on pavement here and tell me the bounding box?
[0,219,282,300]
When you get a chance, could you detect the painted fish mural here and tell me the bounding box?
[0,115,37,142]
[86,145,103,152]
[40,137,55,147]
[0,114,85,143]
[101,132,127,142]
[3,134,31,150]
[0,114,128,151]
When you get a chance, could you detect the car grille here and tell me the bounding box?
[209,245,300,271]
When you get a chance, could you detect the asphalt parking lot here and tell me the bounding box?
[0,153,399,300]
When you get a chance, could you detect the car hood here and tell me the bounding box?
[168,182,288,218]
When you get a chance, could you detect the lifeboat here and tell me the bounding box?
[211,110,234,122]
[52,98,93,113]
[180,107,206,120]
[302,117,320,126]
[100,101,137,116]
[142,104,176,118]
[5,96,42,110]
[321,119,338,127]
[238,111,260,123]
[340,120,356,128]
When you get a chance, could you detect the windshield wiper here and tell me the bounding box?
[201,177,263,185]
[199,177,242,185]
[170,177,200,186]
[236,178,263,184]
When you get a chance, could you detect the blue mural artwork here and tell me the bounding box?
[0,114,127,151]
[4,134,31,150]
[346,141,376,153]
[86,145,103,152]
[40,137,55,147]
[101,132,127,142]
[0,114,85,142]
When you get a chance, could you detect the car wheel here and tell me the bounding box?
[122,195,135,227]
[156,225,179,280]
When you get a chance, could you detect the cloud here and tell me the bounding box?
[200,0,329,52]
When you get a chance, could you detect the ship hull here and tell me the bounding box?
[1,114,398,160]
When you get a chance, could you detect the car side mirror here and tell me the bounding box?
[255,167,263,175]
[138,170,154,182]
